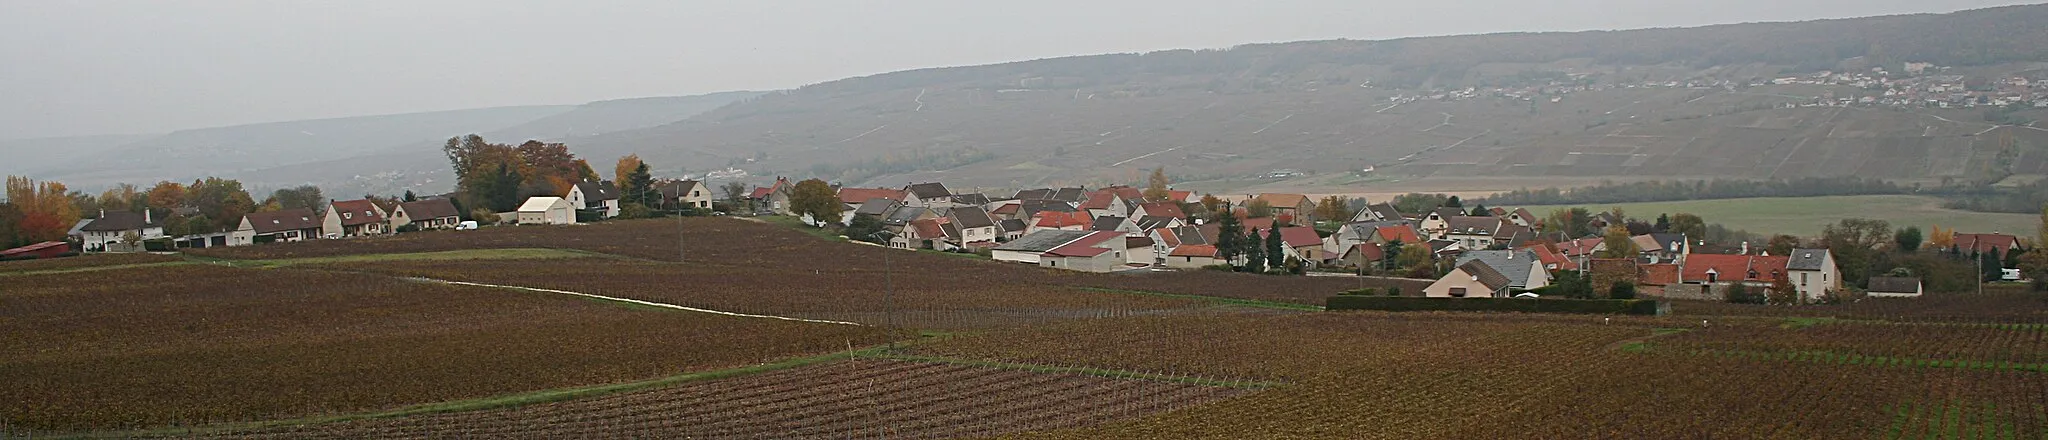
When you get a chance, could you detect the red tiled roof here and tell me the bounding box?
[1523,244,1578,271]
[1044,231,1123,257]
[1954,233,2021,254]
[1167,190,1193,202]
[1557,237,1604,257]
[1103,186,1144,201]
[838,188,907,204]
[908,218,948,240]
[1278,226,1322,248]
[1348,243,1385,262]
[1375,225,1421,244]
[1156,228,1184,247]
[1137,202,1185,219]
[1169,244,1218,258]
[1641,263,1681,285]
[1034,211,1093,228]
[1683,254,1790,283]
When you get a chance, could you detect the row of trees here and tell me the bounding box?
[1479,177,1907,206]
[1,175,346,249]
[1210,213,1306,274]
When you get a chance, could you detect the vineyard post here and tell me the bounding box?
[677,206,685,263]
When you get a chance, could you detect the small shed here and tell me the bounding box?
[1,241,72,260]
[516,197,576,225]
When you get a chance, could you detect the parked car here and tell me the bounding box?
[2003,268,2023,282]
[456,221,480,230]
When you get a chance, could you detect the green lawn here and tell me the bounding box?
[1517,195,2042,238]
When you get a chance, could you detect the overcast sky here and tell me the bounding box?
[0,0,2034,139]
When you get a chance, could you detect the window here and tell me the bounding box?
[1801,273,1809,286]
[1450,287,1468,297]
[343,213,352,220]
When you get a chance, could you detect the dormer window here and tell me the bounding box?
[343,213,352,220]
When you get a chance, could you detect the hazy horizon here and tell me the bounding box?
[2,0,2036,140]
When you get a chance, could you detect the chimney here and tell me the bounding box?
[144,209,152,224]
[99,209,105,220]
[1740,242,1750,255]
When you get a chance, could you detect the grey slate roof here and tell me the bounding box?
[1013,189,1052,200]
[883,206,931,226]
[1020,200,1075,218]
[1866,277,1921,293]
[1787,249,1831,271]
[998,219,1027,234]
[1168,225,1208,246]
[245,209,323,234]
[856,198,902,216]
[80,211,160,232]
[1433,207,1467,219]
[950,193,991,206]
[1361,203,1404,222]
[575,180,620,202]
[397,198,461,220]
[1444,216,1503,235]
[1135,216,1178,231]
[993,230,1094,253]
[1090,216,1127,232]
[1645,233,1687,253]
[1049,187,1085,202]
[1455,249,1541,288]
[948,206,998,229]
[905,182,952,200]
[1456,260,1514,293]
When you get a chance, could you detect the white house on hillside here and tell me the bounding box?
[567,180,621,218]
[1786,248,1840,303]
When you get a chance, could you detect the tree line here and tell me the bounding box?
[1,175,335,249]
[1478,177,1907,206]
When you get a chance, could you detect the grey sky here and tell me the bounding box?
[0,0,2034,139]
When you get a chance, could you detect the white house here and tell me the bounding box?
[901,182,954,208]
[389,199,462,231]
[231,208,324,246]
[567,180,621,218]
[660,179,716,212]
[1425,260,1513,298]
[1786,248,1840,302]
[1454,249,1550,290]
[1164,244,1221,269]
[517,197,576,225]
[77,210,165,252]
[323,199,389,238]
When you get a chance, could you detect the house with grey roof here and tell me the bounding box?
[1866,277,1922,298]
[78,210,165,253]
[902,182,954,207]
[1455,249,1550,290]
[1785,248,1839,303]
[1351,202,1405,223]
[945,206,1000,245]
[1426,260,1514,298]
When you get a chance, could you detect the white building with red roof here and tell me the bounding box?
[1038,231,1129,272]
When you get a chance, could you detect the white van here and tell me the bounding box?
[456,221,480,231]
[2003,268,2023,282]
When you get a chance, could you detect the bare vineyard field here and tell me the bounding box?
[0,265,882,433]
[174,359,1247,439]
[0,252,183,273]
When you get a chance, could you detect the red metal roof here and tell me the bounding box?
[1641,263,1681,285]
[1,241,68,256]
[1375,225,1421,244]
[1044,231,1123,257]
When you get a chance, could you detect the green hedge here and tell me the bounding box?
[1326,295,1664,315]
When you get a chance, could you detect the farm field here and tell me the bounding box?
[1516,195,2043,237]
[0,264,883,433]
[16,217,2048,438]
[177,359,1247,439]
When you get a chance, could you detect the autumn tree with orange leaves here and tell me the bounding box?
[5,176,82,243]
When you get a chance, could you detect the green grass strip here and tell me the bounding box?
[50,345,894,440]
[878,353,1282,389]
[1076,287,1322,311]
[0,261,193,277]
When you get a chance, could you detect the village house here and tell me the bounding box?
[1441,216,1509,249]
[992,230,1093,264]
[901,182,955,208]
[78,210,166,252]
[1631,233,1690,264]
[1079,191,1136,219]
[946,206,1001,245]
[1425,260,1514,298]
[1505,208,1538,228]
[388,198,462,231]
[323,199,389,238]
[566,180,621,218]
[658,180,716,211]
[1952,233,2023,256]
[232,208,324,246]
[1125,236,1159,266]
[1656,253,1790,301]
[1275,226,1325,265]
[1250,193,1315,220]
[1351,202,1406,223]
[1455,249,1550,290]
[897,217,958,251]
[1786,249,1841,303]
[1165,244,1221,268]
[515,196,575,225]
[1037,231,1129,272]
[749,177,794,215]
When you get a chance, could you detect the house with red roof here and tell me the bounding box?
[1039,231,1130,272]
[898,217,958,251]
[1165,244,1221,269]
[1953,233,2022,256]
[1134,202,1186,220]
[837,187,907,211]
[748,177,793,215]
[1166,190,1195,204]
[1521,243,1580,272]
[1275,226,1325,264]
[1250,193,1315,219]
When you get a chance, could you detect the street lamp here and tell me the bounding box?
[869,231,897,352]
